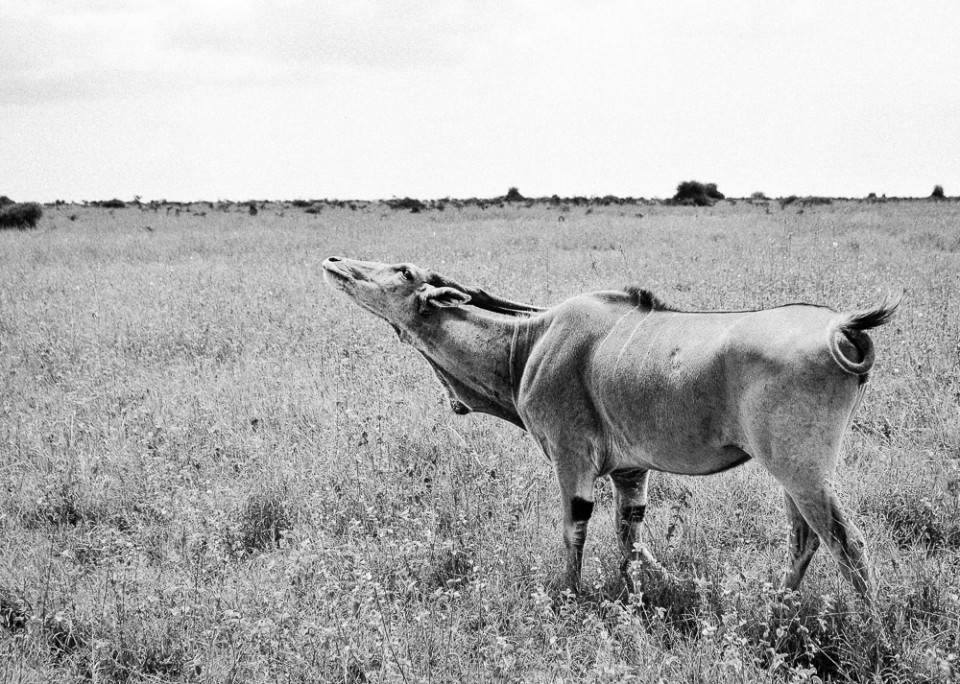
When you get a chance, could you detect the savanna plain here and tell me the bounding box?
[1,199,959,683]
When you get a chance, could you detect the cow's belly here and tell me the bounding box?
[587,344,750,475]
[603,440,752,476]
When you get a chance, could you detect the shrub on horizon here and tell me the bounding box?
[931,185,946,200]
[0,202,43,230]
[673,180,724,206]
[504,187,525,202]
[387,197,426,213]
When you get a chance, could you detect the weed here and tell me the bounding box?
[234,487,294,554]
[43,612,90,660]
[0,587,29,633]
[863,486,960,552]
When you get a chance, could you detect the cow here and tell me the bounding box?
[322,257,898,602]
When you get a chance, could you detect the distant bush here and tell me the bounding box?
[0,202,43,230]
[387,197,426,213]
[0,195,14,207]
[931,185,946,200]
[673,181,724,206]
[779,195,832,209]
[504,187,525,202]
[99,199,126,209]
[750,191,768,201]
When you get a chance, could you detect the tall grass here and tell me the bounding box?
[1,201,958,681]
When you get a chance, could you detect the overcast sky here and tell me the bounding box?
[2,1,958,202]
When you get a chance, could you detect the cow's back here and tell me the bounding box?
[517,296,854,475]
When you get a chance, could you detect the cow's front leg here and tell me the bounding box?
[556,465,597,593]
[611,469,670,591]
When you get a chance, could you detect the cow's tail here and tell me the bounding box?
[827,293,901,378]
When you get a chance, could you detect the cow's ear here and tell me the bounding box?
[417,286,471,314]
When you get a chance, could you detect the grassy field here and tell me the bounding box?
[1,200,959,682]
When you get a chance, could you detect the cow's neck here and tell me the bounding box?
[412,309,544,430]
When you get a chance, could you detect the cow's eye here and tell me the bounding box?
[399,267,413,281]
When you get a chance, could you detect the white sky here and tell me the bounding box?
[1,1,958,202]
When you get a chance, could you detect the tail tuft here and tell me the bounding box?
[828,293,900,378]
[841,293,902,333]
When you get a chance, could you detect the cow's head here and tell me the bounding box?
[324,257,541,426]
[323,257,471,337]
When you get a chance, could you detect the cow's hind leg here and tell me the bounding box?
[781,479,874,603]
[611,469,670,590]
[782,491,821,592]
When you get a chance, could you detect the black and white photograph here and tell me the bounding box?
[1,2,959,681]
